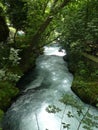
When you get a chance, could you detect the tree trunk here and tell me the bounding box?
[31,0,71,47]
[13,28,18,47]
[31,16,53,46]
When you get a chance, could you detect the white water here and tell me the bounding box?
[3,45,98,130]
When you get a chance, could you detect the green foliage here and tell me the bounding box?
[83,114,98,130]
[0,45,22,113]
[0,109,3,130]
[25,0,47,33]
[62,122,70,129]
[0,45,10,68]
[0,1,98,130]
[5,0,71,47]
[0,81,19,110]
[72,78,98,106]
[0,109,4,122]
[0,2,4,15]
[46,105,61,113]
[5,0,28,30]
[60,94,83,110]
[0,46,22,82]
[9,48,21,66]
[59,0,98,56]
[46,94,98,130]
[0,1,9,43]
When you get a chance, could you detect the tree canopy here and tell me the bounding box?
[0,1,98,127]
[0,2,9,42]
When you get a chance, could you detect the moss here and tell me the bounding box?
[0,81,19,110]
[71,77,98,107]
[67,48,98,107]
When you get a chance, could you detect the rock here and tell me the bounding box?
[71,80,98,107]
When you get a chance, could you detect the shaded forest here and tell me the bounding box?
[0,0,98,129]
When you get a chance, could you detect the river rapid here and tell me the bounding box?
[2,45,98,130]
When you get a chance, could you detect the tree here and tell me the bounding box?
[29,0,71,47]
[59,0,98,54]
[5,0,71,47]
[4,0,28,31]
[0,2,9,43]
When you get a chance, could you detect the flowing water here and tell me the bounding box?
[2,45,98,130]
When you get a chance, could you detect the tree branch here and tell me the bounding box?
[35,113,40,130]
[42,0,50,15]
[31,0,71,46]
[77,105,91,130]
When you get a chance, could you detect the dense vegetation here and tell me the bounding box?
[59,0,98,107]
[0,0,98,129]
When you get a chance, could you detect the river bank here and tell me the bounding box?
[66,49,98,107]
[0,44,44,130]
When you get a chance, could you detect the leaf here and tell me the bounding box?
[83,125,93,130]
[86,112,93,118]
[62,122,70,129]
[67,111,74,118]
[46,105,61,113]
[77,109,83,116]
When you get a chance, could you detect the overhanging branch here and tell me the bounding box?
[31,0,71,46]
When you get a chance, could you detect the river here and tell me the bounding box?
[2,45,98,130]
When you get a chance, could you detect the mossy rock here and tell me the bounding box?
[0,81,19,110]
[71,78,98,107]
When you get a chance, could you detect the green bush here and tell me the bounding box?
[0,81,19,110]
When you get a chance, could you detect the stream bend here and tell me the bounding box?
[2,45,98,130]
